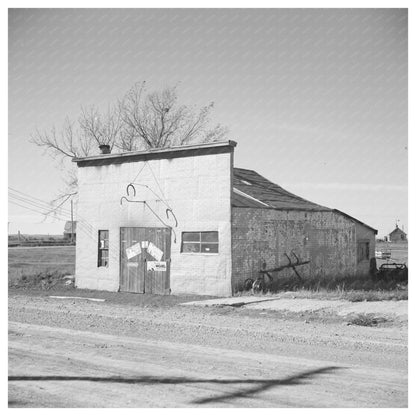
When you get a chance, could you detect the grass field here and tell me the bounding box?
[8,246,75,289]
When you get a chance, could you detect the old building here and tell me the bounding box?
[73,141,377,296]
[63,221,77,241]
[388,225,407,243]
[231,168,377,290]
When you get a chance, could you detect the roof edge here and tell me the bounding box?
[332,209,378,234]
[73,140,237,166]
[389,227,406,236]
[233,187,271,208]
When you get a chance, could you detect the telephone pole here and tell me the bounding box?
[71,199,74,244]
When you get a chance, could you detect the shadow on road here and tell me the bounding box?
[9,366,341,405]
[193,366,341,404]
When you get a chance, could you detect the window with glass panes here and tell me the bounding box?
[98,230,109,267]
[181,231,219,253]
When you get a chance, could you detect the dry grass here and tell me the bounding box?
[235,274,408,302]
[347,314,389,327]
[9,267,74,290]
[8,246,75,290]
[9,246,407,303]
[276,288,408,302]
[8,246,75,266]
[235,287,407,302]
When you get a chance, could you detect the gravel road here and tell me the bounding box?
[8,292,408,407]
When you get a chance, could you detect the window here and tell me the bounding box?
[181,231,219,254]
[98,230,109,267]
[357,241,370,263]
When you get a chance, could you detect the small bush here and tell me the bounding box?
[348,314,388,327]
[9,269,73,290]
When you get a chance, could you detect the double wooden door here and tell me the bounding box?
[120,227,171,295]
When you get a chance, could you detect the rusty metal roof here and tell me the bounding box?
[233,168,331,211]
[232,168,377,233]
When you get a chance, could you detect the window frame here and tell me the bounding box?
[357,240,370,263]
[181,231,219,255]
[97,230,109,267]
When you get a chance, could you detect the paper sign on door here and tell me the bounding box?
[147,242,163,261]
[147,261,167,271]
[126,242,142,259]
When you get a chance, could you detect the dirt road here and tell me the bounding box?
[8,293,408,407]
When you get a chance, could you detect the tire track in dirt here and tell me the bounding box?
[9,322,407,407]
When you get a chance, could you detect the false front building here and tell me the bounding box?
[73,141,377,296]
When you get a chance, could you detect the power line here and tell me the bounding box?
[9,188,73,215]
[9,201,119,264]
[8,200,69,221]
[9,188,94,233]
[8,186,58,205]
[9,193,65,215]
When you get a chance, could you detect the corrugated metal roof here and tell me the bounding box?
[233,168,331,211]
[232,168,377,233]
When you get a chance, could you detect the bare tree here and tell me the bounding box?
[31,105,123,159]
[31,117,91,159]
[31,81,228,156]
[30,82,228,208]
[118,82,228,150]
[79,104,123,151]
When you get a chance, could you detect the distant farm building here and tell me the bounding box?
[388,225,407,243]
[63,221,77,241]
[73,141,377,296]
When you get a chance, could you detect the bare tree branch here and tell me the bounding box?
[30,81,229,207]
[118,83,228,149]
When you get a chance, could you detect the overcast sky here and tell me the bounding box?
[8,8,407,237]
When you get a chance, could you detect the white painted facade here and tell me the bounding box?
[74,144,234,296]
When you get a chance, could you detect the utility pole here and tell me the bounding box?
[71,199,74,244]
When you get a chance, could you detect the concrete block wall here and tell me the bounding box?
[231,208,362,292]
[75,152,233,296]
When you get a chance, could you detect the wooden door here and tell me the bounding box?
[120,227,171,295]
[143,228,171,295]
[120,227,145,293]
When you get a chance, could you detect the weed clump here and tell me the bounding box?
[348,314,389,327]
[9,269,73,290]
[234,273,408,302]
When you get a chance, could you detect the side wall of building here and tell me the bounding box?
[75,151,233,296]
[355,222,376,275]
[231,208,361,292]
